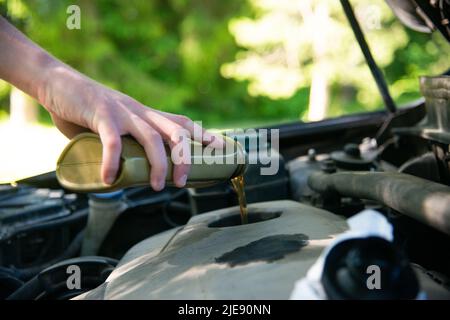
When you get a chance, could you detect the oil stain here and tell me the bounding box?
[215,234,309,267]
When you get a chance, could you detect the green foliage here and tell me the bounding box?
[0,0,449,128]
[223,0,449,120]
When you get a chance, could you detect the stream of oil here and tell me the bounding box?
[231,175,248,224]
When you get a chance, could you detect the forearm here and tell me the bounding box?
[0,16,223,190]
[0,16,74,109]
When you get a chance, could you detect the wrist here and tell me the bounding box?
[36,58,86,113]
[34,54,63,111]
[37,60,99,130]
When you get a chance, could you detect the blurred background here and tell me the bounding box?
[0,0,449,182]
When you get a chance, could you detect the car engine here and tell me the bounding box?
[1,0,450,300]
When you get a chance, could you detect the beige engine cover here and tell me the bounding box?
[75,200,348,299]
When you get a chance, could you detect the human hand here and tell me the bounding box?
[0,16,224,191]
[38,64,224,191]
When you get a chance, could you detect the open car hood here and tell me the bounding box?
[386,0,450,42]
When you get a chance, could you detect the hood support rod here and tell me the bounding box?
[340,0,397,113]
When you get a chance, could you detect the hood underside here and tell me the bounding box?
[386,0,450,41]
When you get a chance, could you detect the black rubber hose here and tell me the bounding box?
[308,171,450,235]
[6,276,42,300]
[14,229,85,280]
[12,208,88,235]
[7,256,118,300]
[0,267,24,299]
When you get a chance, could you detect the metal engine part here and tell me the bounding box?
[308,171,450,235]
[395,76,450,144]
[74,200,348,299]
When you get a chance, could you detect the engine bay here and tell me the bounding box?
[1,75,450,300]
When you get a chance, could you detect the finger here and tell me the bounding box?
[138,111,191,187]
[177,116,225,149]
[167,128,191,188]
[127,117,167,191]
[98,123,122,185]
[151,110,225,149]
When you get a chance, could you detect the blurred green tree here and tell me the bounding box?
[222,0,450,121]
[0,0,449,127]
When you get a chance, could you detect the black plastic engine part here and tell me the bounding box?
[330,143,376,171]
[398,151,441,182]
[0,266,24,299]
[0,185,88,276]
[394,76,450,184]
[98,187,192,259]
[7,256,118,300]
[321,236,419,299]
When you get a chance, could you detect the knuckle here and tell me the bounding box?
[170,127,190,143]
[96,103,110,114]
[145,129,163,144]
[105,135,121,150]
[176,115,192,127]
[128,113,141,123]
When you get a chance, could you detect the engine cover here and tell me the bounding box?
[74,200,348,299]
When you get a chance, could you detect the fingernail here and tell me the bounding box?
[178,174,187,187]
[105,176,114,185]
[153,179,165,191]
